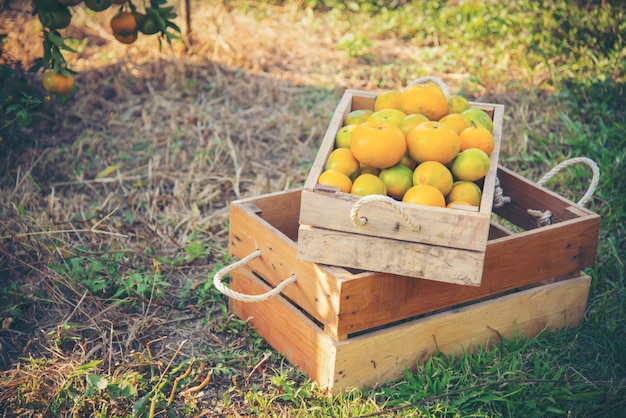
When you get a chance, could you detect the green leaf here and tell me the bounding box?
[86,373,109,391]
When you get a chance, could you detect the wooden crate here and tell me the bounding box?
[297,89,506,286]
[227,166,599,342]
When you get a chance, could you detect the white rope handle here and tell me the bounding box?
[407,76,450,99]
[536,156,600,207]
[213,249,296,303]
[350,194,421,232]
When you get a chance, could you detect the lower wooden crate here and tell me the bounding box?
[229,268,591,394]
[227,166,599,341]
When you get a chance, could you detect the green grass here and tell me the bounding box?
[1,0,625,416]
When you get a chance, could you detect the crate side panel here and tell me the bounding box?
[300,190,490,251]
[229,269,337,390]
[331,274,591,391]
[229,199,344,331]
[298,225,484,285]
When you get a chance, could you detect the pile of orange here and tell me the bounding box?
[317,81,496,209]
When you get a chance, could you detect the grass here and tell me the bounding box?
[1,0,625,416]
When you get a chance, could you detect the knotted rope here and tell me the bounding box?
[213,249,297,302]
[351,194,422,232]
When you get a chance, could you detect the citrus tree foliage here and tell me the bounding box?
[31,0,181,93]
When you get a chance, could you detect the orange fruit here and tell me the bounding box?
[38,6,72,29]
[462,108,494,132]
[439,113,472,135]
[399,152,417,170]
[374,89,401,112]
[335,124,357,149]
[317,170,352,193]
[350,120,407,169]
[344,109,373,126]
[459,124,495,155]
[358,163,381,176]
[351,173,387,196]
[111,11,138,44]
[446,181,482,207]
[451,148,491,182]
[398,82,449,121]
[398,113,429,137]
[447,94,471,114]
[368,108,407,126]
[379,164,414,200]
[402,184,446,207]
[446,200,474,209]
[412,161,454,196]
[325,148,360,179]
[406,121,460,165]
[42,69,75,95]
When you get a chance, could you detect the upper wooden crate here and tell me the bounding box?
[297,89,505,286]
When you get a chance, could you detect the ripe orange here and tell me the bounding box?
[350,120,407,169]
[406,121,460,165]
[412,161,454,196]
[374,89,401,112]
[42,69,75,95]
[317,170,352,193]
[344,109,373,126]
[402,184,446,207]
[439,113,472,135]
[111,11,138,44]
[447,94,471,114]
[368,108,407,126]
[325,148,360,179]
[462,108,494,132]
[398,113,429,137]
[358,163,381,176]
[458,124,495,155]
[451,148,491,182]
[398,82,449,121]
[447,181,482,207]
[379,164,414,200]
[446,200,473,209]
[335,124,357,149]
[351,173,387,196]
[399,152,417,170]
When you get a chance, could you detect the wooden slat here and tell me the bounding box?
[229,267,590,394]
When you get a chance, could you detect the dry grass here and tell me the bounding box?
[0,0,532,413]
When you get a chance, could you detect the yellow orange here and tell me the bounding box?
[451,148,491,182]
[374,89,401,112]
[344,109,373,126]
[398,113,429,137]
[351,173,387,196]
[325,148,360,178]
[406,121,460,165]
[335,124,357,149]
[350,120,407,169]
[412,161,454,196]
[402,184,446,207]
[446,181,482,207]
[439,113,472,135]
[398,82,449,121]
[368,108,407,126]
[447,94,471,114]
[317,170,352,193]
[459,124,495,155]
[462,108,494,132]
[379,164,414,200]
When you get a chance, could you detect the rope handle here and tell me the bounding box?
[213,249,296,303]
[351,194,421,232]
[535,156,600,207]
[407,76,450,99]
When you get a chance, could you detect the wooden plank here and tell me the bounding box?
[297,224,484,285]
[332,274,591,391]
[229,269,337,389]
[299,189,490,251]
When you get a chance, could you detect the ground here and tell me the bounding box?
[1,0,521,415]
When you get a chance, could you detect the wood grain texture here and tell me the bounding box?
[229,268,591,394]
